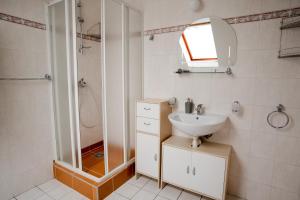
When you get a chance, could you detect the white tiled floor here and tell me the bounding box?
[106,175,243,200]
[12,176,243,200]
[11,179,88,200]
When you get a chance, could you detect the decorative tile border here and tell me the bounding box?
[2,7,300,39]
[144,24,189,36]
[0,12,100,42]
[0,12,46,30]
[76,32,101,42]
[144,7,300,36]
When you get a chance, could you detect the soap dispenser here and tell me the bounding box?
[185,98,194,113]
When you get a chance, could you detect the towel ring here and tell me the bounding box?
[267,104,289,129]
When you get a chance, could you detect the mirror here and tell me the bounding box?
[179,17,237,72]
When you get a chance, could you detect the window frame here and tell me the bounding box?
[181,22,218,62]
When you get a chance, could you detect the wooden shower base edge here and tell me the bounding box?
[53,161,135,200]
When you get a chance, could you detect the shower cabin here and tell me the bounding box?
[46,0,143,182]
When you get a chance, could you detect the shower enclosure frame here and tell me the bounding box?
[46,0,144,183]
[45,0,78,169]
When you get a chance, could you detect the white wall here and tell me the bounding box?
[143,0,300,200]
[76,0,103,148]
[0,0,54,199]
[77,40,103,148]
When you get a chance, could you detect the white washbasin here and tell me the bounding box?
[168,112,227,147]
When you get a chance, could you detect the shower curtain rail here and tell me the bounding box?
[0,74,52,81]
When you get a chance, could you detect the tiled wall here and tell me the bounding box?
[143,0,300,200]
[0,0,101,198]
[1,0,300,199]
[0,1,53,199]
[78,39,103,148]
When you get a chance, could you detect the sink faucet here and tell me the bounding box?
[195,104,204,115]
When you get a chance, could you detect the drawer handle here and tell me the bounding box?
[144,107,151,111]
[186,166,190,174]
[154,154,157,161]
[192,167,196,176]
[144,122,151,125]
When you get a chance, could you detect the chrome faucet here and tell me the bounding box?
[195,104,204,115]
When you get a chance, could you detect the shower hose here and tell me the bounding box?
[79,85,100,129]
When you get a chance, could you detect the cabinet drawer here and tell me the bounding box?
[137,102,160,119]
[137,117,159,135]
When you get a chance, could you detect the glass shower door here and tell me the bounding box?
[126,7,143,160]
[48,0,143,176]
[47,0,77,166]
[102,0,143,172]
[102,0,125,172]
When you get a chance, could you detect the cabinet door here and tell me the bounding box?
[191,152,226,199]
[162,145,192,188]
[136,133,159,178]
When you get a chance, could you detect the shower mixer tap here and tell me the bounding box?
[78,78,87,88]
[79,44,91,54]
[78,16,84,23]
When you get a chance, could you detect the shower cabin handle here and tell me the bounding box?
[192,167,196,176]
[186,166,190,174]
[154,154,158,161]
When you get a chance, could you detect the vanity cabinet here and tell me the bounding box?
[162,136,231,200]
[136,99,172,184]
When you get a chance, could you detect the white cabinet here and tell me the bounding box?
[162,136,231,200]
[136,133,159,178]
[191,153,225,199]
[162,146,192,189]
[135,99,172,184]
